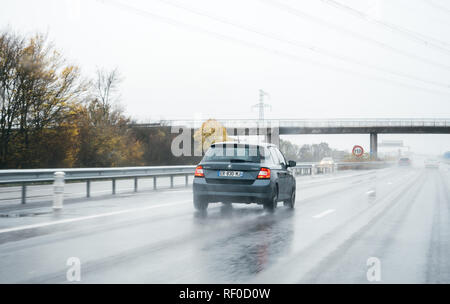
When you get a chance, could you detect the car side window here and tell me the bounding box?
[259,147,271,163]
[266,147,277,164]
[274,148,287,166]
[269,147,282,166]
[262,148,275,164]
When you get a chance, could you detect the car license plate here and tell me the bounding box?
[218,170,243,177]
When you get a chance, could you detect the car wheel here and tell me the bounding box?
[284,188,296,209]
[193,195,208,211]
[264,188,278,212]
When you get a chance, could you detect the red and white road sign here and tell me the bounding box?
[352,145,364,157]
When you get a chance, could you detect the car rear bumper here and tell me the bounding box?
[193,177,273,204]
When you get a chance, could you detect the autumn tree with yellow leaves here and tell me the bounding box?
[0,31,87,168]
[193,119,231,154]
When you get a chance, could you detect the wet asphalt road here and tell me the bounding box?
[0,165,449,283]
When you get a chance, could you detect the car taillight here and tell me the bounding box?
[195,165,204,177]
[257,167,271,179]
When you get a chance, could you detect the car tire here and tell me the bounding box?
[264,188,278,212]
[284,188,296,209]
[193,195,208,211]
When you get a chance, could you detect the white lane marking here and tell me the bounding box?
[0,201,187,234]
[312,209,335,219]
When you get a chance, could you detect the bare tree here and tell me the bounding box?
[0,31,24,166]
[94,67,122,118]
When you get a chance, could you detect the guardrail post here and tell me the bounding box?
[134,177,138,192]
[112,178,116,195]
[170,175,174,188]
[53,172,65,211]
[153,176,157,190]
[86,180,91,198]
[311,164,316,176]
[21,183,26,204]
[185,175,189,187]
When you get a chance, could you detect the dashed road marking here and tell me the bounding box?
[312,209,336,219]
[0,201,188,234]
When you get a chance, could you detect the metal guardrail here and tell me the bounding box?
[0,162,393,205]
[0,166,196,204]
[293,161,395,175]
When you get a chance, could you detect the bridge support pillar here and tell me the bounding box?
[370,133,378,160]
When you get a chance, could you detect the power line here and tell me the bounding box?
[97,0,450,97]
[320,0,450,55]
[154,0,450,89]
[259,0,450,72]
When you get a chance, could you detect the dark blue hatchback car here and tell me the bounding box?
[193,142,296,212]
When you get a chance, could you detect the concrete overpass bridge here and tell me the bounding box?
[133,118,450,158]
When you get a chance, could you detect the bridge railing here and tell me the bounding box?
[141,118,450,129]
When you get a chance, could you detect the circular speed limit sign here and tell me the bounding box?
[352,145,364,157]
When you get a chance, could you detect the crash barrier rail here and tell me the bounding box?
[0,166,196,205]
[0,162,393,207]
[293,161,395,175]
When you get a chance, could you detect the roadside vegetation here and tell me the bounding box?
[279,139,349,162]
[0,29,204,169]
[1,29,344,169]
[0,29,146,168]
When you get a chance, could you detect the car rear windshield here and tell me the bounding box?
[203,144,267,163]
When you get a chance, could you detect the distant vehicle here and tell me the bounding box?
[320,157,335,166]
[193,142,297,212]
[398,157,411,166]
[424,158,439,169]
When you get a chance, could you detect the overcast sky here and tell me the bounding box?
[1,0,450,155]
